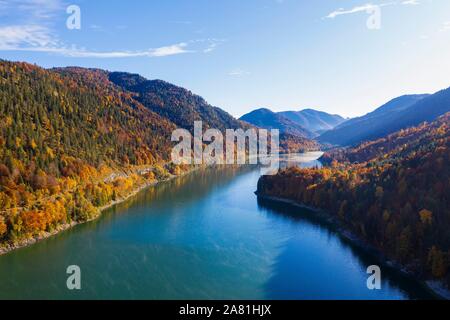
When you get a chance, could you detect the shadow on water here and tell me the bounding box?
[74,165,255,233]
[256,198,437,300]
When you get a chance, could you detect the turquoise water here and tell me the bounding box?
[0,154,434,299]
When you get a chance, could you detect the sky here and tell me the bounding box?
[0,0,450,118]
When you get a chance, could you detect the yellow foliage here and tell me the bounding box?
[0,217,7,237]
[4,116,13,127]
[30,139,37,150]
[419,209,433,225]
[15,137,22,148]
[46,147,55,159]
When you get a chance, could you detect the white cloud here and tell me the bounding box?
[439,21,450,32]
[0,25,57,49]
[0,0,64,19]
[0,1,223,59]
[28,45,189,58]
[0,25,221,58]
[401,0,420,5]
[228,68,250,77]
[170,21,192,25]
[149,43,189,57]
[325,4,378,19]
[325,1,420,19]
[203,41,219,53]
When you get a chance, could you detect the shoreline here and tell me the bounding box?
[0,167,197,256]
[255,192,450,300]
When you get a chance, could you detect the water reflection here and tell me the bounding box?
[256,198,435,300]
[0,153,437,300]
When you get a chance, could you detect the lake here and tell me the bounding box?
[0,153,435,299]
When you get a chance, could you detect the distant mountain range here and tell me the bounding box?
[279,109,346,135]
[241,86,450,148]
[257,111,450,288]
[107,73,318,152]
[240,108,346,138]
[318,90,450,146]
[240,108,314,138]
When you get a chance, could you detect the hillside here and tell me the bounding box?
[0,61,193,248]
[320,112,450,164]
[240,108,313,138]
[317,93,445,146]
[257,113,450,287]
[0,60,321,251]
[109,72,249,132]
[1,61,265,249]
[279,109,346,134]
[109,73,318,152]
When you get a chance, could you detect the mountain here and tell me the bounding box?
[0,60,321,249]
[108,72,248,132]
[109,73,318,152]
[0,61,248,248]
[279,109,346,134]
[0,61,194,247]
[258,112,450,287]
[320,112,450,164]
[317,91,450,146]
[239,108,313,138]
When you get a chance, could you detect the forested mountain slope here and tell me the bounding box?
[240,108,313,138]
[320,112,450,164]
[279,109,346,134]
[0,61,181,248]
[317,92,449,146]
[109,71,249,132]
[0,60,319,251]
[258,113,450,287]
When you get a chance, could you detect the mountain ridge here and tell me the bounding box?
[240,108,314,138]
[279,108,346,134]
[318,92,450,146]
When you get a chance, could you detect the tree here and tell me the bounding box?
[428,246,447,278]
[0,217,7,238]
[419,209,433,225]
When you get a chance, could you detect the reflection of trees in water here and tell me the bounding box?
[256,197,435,300]
[104,166,254,218]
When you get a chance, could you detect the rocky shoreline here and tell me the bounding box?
[255,192,450,300]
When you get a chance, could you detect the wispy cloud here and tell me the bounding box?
[148,43,189,57]
[325,4,378,19]
[228,68,250,77]
[203,39,223,53]
[0,25,57,49]
[18,44,190,58]
[0,25,221,58]
[401,0,420,5]
[439,21,450,32]
[325,1,419,19]
[170,20,192,25]
[0,0,224,58]
[0,0,65,19]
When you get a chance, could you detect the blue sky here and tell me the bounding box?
[1,0,449,118]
